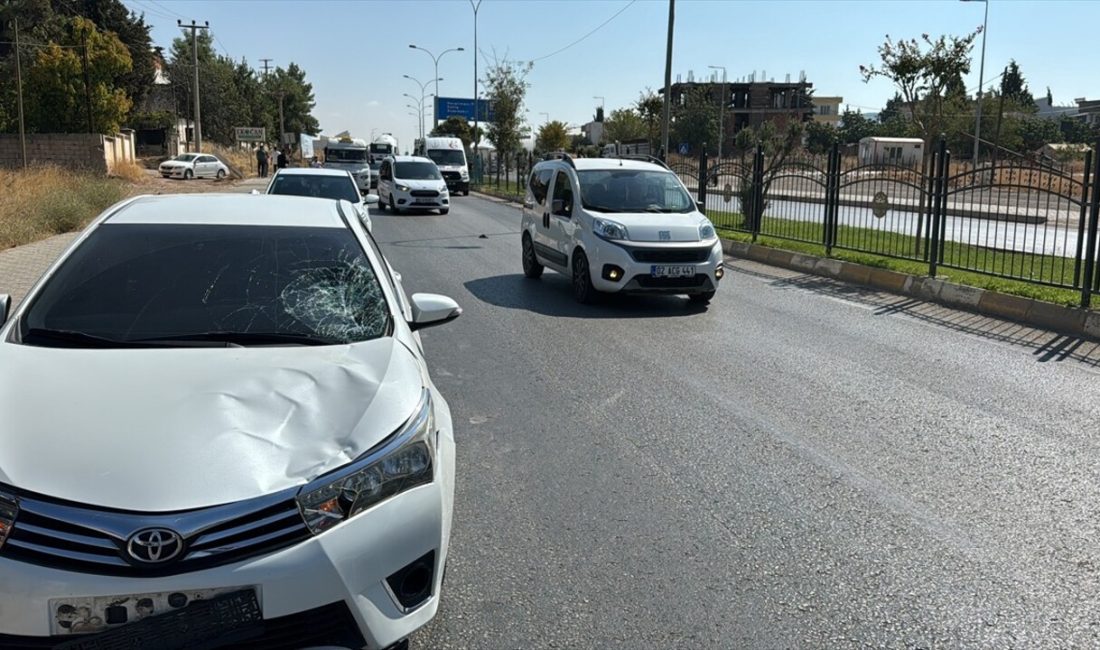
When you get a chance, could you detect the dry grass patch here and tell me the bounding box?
[109,159,149,184]
[0,166,127,250]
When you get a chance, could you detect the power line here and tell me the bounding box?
[528,0,636,63]
[147,0,188,20]
[128,0,178,21]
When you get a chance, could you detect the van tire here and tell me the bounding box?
[440,208,449,215]
[522,234,543,279]
[688,291,715,305]
[571,250,598,304]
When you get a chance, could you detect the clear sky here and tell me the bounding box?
[125,0,1099,150]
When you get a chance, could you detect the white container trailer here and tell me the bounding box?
[858,137,925,166]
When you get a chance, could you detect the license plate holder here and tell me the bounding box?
[51,588,261,647]
[650,264,695,278]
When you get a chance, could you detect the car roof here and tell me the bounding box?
[570,158,667,171]
[275,167,351,178]
[389,155,434,164]
[106,194,348,228]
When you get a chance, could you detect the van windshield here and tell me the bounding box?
[395,162,442,180]
[325,148,367,163]
[427,150,466,166]
[577,169,695,214]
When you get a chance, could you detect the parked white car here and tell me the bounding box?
[264,166,379,231]
[377,156,450,215]
[158,153,229,180]
[520,154,723,304]
[0,194,459,649]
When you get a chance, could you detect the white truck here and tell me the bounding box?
[422,136,470,196]
[322,137,371,192]
[368,134,399,190]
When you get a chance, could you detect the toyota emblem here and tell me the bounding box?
[126,528,184,563]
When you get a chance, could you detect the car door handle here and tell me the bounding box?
[543,213,550,228]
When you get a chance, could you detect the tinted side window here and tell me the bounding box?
[528,169,548,204]
[551,171,573,217]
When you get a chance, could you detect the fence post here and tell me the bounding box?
[928,137,948,278]
[824,143,839,254]
[697,143,708,207]
[1080,141,1100,309]
[751,144,764,240]
[1072,147,1093,288]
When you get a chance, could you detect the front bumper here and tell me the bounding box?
[0,427,455,649]
[159,168,186,179]
[587,239,724,294]
[392,190,450,210]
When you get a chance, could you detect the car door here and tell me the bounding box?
[541,169,575,269]
[378,160,392,202]
[200,155,217,177]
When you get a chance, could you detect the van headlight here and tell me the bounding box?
[593,218,629,241]
[460,170,469,180]
[699,221,716,240]
[297,390,435,535]
[397,184,411,193]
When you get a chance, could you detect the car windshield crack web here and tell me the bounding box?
[277,250,388,343]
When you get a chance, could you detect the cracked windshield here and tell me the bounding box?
[0,0,1098,648]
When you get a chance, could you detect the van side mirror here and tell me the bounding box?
[696,200,706,213]
[0,294,10,327]
[364,193,380,206]
[408,293,462,331]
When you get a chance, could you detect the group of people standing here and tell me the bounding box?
[255,145,289,178]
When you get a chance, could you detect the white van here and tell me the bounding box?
[322,137,371,192]
[422,137,470,196]
[377,155,450,215]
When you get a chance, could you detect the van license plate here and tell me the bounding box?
[651,265,695,278]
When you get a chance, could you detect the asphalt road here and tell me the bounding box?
[375,195,1100,649]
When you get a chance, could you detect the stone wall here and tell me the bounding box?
[0,133,135,174]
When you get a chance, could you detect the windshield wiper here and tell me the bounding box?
[23,328,137,348]
[584,204,621,213]
[134,331,343,346]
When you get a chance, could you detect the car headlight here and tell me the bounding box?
[297,390,435,535]
[396,184,411,193]
[0,492,17,549]
[593,218,629,241]
[460,170,469,180]
[699,221,716,240]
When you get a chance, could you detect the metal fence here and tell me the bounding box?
[472,150,534,195]
[677,137,1100,308]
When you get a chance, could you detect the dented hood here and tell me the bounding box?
[0,338,423,511]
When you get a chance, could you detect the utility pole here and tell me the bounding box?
[660,0,675,161]
[962,0,989,163]
[13,14,26,168]
[470,0,482,173]
[178,20,209,151]
[259,58,273,76]
[80,28,94,133]
[275,90,286,153]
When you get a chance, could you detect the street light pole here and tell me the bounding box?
[660,0,675,160]
[404,76,441,145]
[963,0,989,163]
[540,112,550,124]
[470,0,483,163]
[709,65,727,160]
[409,44,465,125]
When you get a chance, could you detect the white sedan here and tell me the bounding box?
[158,153,229,180]
[0,194,459,649]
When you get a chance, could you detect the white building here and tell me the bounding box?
[858,137,924,165]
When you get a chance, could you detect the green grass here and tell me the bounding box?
[708,208,1087,308]
[472,180,525,202]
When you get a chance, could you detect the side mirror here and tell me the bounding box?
[696,200,706,213]
[0,294,10,327]
[250,189,261,195]
[408,293,462,331]
[522,199,534,210]
[364,193,380,206]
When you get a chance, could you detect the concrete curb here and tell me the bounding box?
[722,237,1097,340]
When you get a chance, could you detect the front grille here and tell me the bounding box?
[410,190,440,198]
[1,487,310,577]
[0,601,364,650]
[634,273,709,288]
[441,171,461,181]
[629,247,711,263]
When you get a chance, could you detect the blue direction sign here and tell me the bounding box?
[678,142,690,155]
[436,97,495,123]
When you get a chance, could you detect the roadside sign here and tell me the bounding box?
[300,134,314,159]
[435,97,495,123]
[234,127,265,143]
[872,191,889,218]
[678,142,689,155]
[281,132,295,146]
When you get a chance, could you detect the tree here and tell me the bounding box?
[602,108,646,144]
[636,89,662,149]
[860,30,981,149]
[1000,59,1033,108]
[731,121,805,230]
[535,120,569,152]
[481,54,531,156]
[672,86,717,153]
[594,106,604,123]
[430,116,476,149]
[63,0,155,116]
[838,110,878,143]
[265,62,319,139]
[878,92,905,122]
[569,133,589,152]
[1016,116,1061,151]
[805,121,838,154]
[24,16,132,133]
